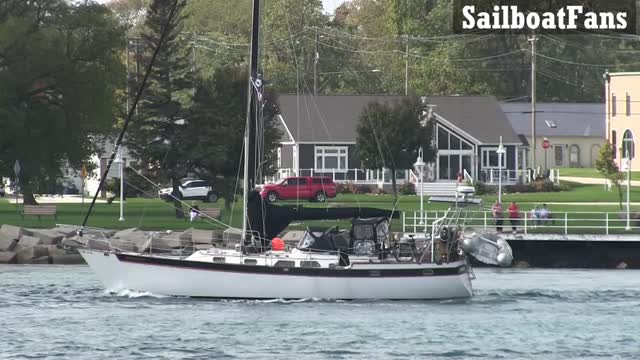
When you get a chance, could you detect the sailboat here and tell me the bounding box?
[70,0,512,300]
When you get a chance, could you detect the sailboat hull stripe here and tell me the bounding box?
[115,254,465,277]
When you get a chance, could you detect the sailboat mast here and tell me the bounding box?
[242,0,261,242]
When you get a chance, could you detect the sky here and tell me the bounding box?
[93,0,345,14]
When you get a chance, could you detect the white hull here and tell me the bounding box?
[79,249,473,300]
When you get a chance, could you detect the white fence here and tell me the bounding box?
[402,210,638,235]
[267,168,410,184]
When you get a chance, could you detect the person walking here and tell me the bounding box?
[508,201,520,234]
[492,200,503,233]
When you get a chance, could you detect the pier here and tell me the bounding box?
[403,210,640,269]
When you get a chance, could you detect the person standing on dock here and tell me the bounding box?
[492,200,503,233]
[508,202,520,234]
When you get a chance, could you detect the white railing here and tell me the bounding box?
[402,210,638,235]
[478,169,524,184]
[265,168,410,184]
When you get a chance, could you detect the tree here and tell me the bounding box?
[188,66,282,210]
[0,0,125,204]
[595,141,624,210]
[127,0,193,218]
[355,96,435,203]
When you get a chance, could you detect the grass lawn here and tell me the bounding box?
[559,167,640,181]
[1,183,639,233]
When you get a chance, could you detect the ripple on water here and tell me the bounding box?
[0,266,639,359]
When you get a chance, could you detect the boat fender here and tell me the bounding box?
[271,237,285,251]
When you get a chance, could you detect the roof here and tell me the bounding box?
[426,96,520,144]
[501,102,605,138]
[278,95,521,144]
[278,95,405,143]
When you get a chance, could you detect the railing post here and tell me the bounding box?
[524,214,527,234]
[413,211,417,233]
[402,211,406,233]
[355,169,358,182]
[564,212,568,235]
[606,212,609,235]
[484,211,487,229]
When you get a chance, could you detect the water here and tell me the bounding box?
[0,266,639,360]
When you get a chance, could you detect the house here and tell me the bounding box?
[501,102,605,169]
[604,72,638,171]
[275,95,526,187]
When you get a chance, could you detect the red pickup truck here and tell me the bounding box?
[260,176,337,203]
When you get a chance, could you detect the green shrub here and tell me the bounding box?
[336,182,355,194]
[473,181,491,195]
[399,182,416,195]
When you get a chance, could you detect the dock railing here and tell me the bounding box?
[402,210,639,235]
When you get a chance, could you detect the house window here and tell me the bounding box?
[437,125,473,151]
[569,145,580,166]
[315,146,348,172]
[612,130,617,159]
[481,148,506,168]
[622,130,635,160]
[277,147,282,168]
[626,93,631,116]
[612,94,617,117]
[554,145,565,167]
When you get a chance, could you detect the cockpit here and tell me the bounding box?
[296,217,390,256]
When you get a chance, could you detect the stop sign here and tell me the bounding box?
[542,139,551,150]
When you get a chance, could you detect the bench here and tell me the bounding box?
[22,205,57,220]
[198,208,221,220]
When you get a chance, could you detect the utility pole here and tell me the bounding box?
[192,33,197,96]
[125,38,130,119]
[528,34,538,176]
[314,27,319,95]
[404,34,409,96]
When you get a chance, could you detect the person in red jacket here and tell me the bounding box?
[508,201,519,234]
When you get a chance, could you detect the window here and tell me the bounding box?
[627,93,631,116]
[274,260,295,268]
[481,148,506,168]
[312,178,332,184]
[277,147,282,168]
[554,145,564,166]
[315,146,348,171]
[612,130,617,159]
[569,145,580,166]
[437,125,473,151]
[612,94,617,117]
[287,178,306,186]
[622,130,635,160]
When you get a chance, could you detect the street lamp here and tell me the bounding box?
[113,147,125,222]
[414,147,426,232]
[622,138,633,231]
[496,136,506,205]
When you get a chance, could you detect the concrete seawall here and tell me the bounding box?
[500,233,640,269]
